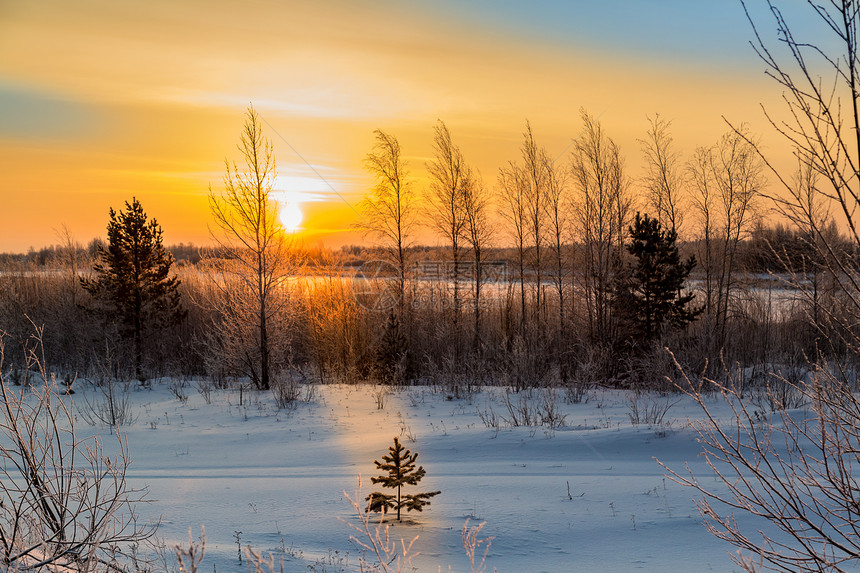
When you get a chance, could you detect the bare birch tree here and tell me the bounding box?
[737,0,860,357]
[779,155,834,340]
[689,127,765,353]
[50,225,91,370]
[688,145,717,326]
[426,120,469,326]
[639,114,685,235]
[543,154,571,345]
[498,161,528,334]
[715,127,764,342]
[205,106,293,391]
[358,129,416,318]
[462,171,493,352]
[499,122,551,332]
[571,109,632,345]
[521,122,549,326]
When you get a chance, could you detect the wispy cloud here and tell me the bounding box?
[0,83,101,140]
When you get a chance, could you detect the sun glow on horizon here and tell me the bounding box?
[273,175,331,234]
[278,200,304,233]
[0,2,792,253]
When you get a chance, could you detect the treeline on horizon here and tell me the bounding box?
[0,220,850,278]
[0,222,845,275]
[0,110,849,395]
[0,218,848,273]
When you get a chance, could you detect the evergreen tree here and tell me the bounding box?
[366,437,440,522]
[82,198,185,381]
[616,212,700,340]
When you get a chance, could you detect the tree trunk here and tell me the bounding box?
[134,286,143,382]
[473,248,482,354]
[260,301,269,390]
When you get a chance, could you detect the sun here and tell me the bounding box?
[273,177,325,233]
[278,200,303,233]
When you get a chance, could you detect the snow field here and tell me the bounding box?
[71,382,758,572]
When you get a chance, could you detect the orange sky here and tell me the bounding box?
[0,1,802,253]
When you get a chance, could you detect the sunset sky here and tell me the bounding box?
[0,1,818,253]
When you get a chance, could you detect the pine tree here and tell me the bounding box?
[82,198,185,381]
[366,437,440,522]
[617,212,700,340]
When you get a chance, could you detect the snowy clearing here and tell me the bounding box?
[62,382,771,572]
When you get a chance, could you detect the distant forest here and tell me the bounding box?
[3,221,844,276]
[0,217,842,394]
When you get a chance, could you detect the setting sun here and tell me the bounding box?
[272,176,329,235]
[278,199,303,232]
[0,0,792,253]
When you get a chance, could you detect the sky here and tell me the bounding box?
[0,0,819,253]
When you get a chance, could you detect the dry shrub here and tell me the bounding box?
[625,390,678,426]
[502,387,567,429]
[0,327,152,571]
[271,371,302,410]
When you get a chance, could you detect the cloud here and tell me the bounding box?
[0,83,102,140]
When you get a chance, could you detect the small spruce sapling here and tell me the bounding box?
[366,436,440,522]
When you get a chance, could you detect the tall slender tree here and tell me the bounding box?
[689,127,764,353]
[571,109,632,345]
[499,122,551,334]
[639,114,686,235]
[358,129,416,318]
[206,105,292,391]
[82,198,184,382]
[463,172,493,352]
[521,122,548,326]
[543,154,570,342]
[499,161,528,334]
[426,120,469,327]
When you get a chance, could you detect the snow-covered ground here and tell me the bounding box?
[72,382,759,572]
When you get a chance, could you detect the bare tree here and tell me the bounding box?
[688,145,717,326]
[639,114,686,235]
[742,0,860,250]
[0,327,152,571]
[543,154,571,347]
[50,225,91,370]
[689,127,765,353]
[665,2,860,570]
[462,171,494,352]
[206,106,293,391]
[358,129,417,318]
[738,0,860,357]
[662,358,860,573]
[521,122,549,326]
[426,120,470,326]
[716,127,764,340]
[54,224,85,309]
[498,121,551,333]
[498,160,528,334]
[571,109,633,345]
[780,156,835,339]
